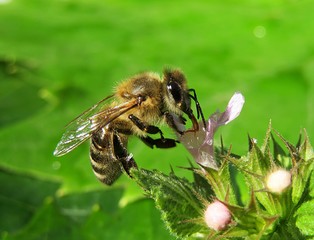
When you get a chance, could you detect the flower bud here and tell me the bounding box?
[204,201,231,231]
[266,169,291,193]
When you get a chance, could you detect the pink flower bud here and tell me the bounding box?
[204,201,231,231]
[266,169,291,193]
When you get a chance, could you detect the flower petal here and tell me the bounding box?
[218,92,245,125]
[180,92,245,170]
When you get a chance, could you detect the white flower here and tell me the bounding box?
[180,92,245,169]
[266,169,291,193]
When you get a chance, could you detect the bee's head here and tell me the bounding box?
[163,69,200,132]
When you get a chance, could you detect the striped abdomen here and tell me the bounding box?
[90,127,137,185]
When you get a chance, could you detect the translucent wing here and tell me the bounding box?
[54,95,138,157]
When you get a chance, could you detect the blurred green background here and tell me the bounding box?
[1,0,314,239]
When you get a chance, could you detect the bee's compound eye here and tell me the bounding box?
[167,81,182,103]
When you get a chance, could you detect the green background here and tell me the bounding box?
[1,0,313,239]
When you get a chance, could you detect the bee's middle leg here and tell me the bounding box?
[128,114,178,149]
[128,114,163,136]
[140,135,178,149]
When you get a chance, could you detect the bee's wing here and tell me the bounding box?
[54,95,138,157]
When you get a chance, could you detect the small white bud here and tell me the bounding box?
[204,201,231,231]
[266,169,291,193]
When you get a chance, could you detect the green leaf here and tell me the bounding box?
[298,130,314,162]
[292,160,314,204]
[295,200,314,236]
[56,188,123,223]
[9,195,173,240]
[310,171,314,198]
[225,192,278,239]
[131,168,206,238]
[273,130,299,167]
[191,167,215,199]
[10,198,76,240]
[79,198,175,240]
[261,120,272,154]
[0,66,47,128]
[250,139,271,175]
[198,159,237,204]
[0,168,174,240]
[271,133,290,168]
[0,167,60,234]
[239,144,278,215]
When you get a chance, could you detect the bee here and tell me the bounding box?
[54,68,206,185]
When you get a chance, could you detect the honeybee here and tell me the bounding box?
[54,68,205,185]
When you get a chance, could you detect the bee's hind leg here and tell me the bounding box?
[113,133,137,176]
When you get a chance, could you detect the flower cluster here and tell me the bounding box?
[132,92,314,239]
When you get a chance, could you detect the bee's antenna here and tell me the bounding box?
[188,89,207,129]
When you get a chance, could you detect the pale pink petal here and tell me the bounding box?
[180,92,245,169]
[218,92,245,125]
